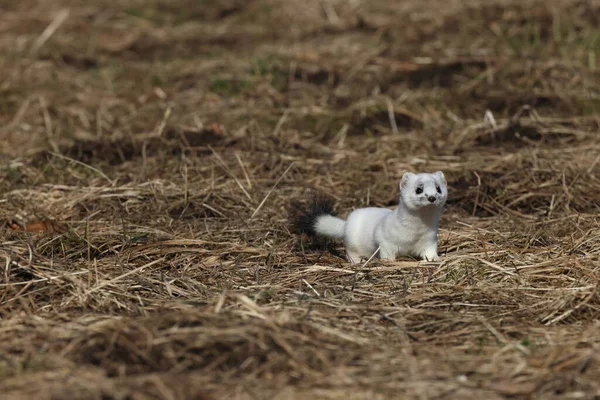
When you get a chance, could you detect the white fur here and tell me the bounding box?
[313,171,448,263]
[314,215,346,239]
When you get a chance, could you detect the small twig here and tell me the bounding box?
[0,270,90,287]
[484,109,498,130]
[183,163,189,203]
[39,96,59,153]
[320,0,340,24]
[49,152,115,186]
[587,152,600,174]
[472,171,482,216]
[302,279,321,297]
[3,256,11,285]
[30,9,70,55]
[385,97,399,134]
[154,106,172,137]
[272,109,290,137]
[84,258,164,295]
[235,152,252,189]
[249,162,294,219]
[479,316,507,344]
[8,96,33,129]
[209,146,253,203]
[214,292,227,313]
[361,246,381,268]
[476,257,516,276]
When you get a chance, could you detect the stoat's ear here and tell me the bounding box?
[400,172,415,190]
[435,171,447,186]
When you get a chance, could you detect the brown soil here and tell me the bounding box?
[1,0,599,399]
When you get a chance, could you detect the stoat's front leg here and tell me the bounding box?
[379,245,398,261]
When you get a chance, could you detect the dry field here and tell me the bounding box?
[1,0,600,399]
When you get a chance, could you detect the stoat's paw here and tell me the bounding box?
[423,254,440,262]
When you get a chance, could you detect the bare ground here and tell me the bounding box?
[1,0,600,399]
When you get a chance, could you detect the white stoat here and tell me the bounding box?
[290,171,448,263]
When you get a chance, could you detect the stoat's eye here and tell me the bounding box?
[436,185,441,194]
[415,187,423,195]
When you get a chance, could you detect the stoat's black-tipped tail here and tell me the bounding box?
[288,193,340,237]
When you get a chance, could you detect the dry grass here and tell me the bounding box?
[1,0,600,399]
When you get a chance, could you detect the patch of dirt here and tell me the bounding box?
[475,122,576,148]
[480,92,573,115]
[35,125,233,166]
[1,0,600,399]
[349,106,423,135]
[394,59,488,89]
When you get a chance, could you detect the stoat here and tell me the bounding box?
[290,171,448,263]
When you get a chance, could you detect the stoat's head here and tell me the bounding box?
[399,171,447,211]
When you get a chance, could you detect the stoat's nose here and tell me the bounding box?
[427,196,436,203]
